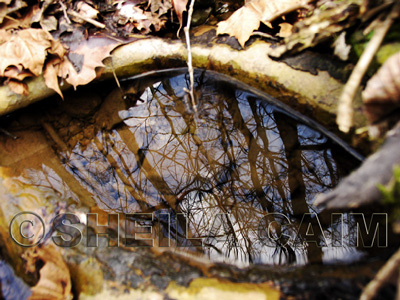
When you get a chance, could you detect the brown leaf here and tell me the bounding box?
[363,51,400,124]
[76,1,99,20]
[151,0,172,15]
[278,22,293,38]
[333,32,351,61]
[216,0,310,47]
[0,0,27,23]
[22,245,72,300]
[4,66,33,80]
[44,58,63,98]
[172,0,188,27]
[216,5,261,47]
[269,1,360,58]
[49,38,67,58]
[0,29,54,77]
[0,28,11,43]
[0,4,40,30]
[40,15,58,32]
[7,80,29,96]
[59,36,122,89]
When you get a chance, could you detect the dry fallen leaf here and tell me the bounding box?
[217,4,261,47]
[43,58,63,98]
[76,1,99,20]
[0,0,27,23]
[278,22,293,38]
[216,0,310,47]
[7,80,29,96]
[22,245,72,300]
[0,0,13,5]
[3,66,33,81]
[172,0,188,28]
[59,36,122,89]
[0,29,55,77]
[0,28,67,96]
[333,32,351,61]
[0,4,40,30]
[363,50,400,124]
[269,1,361,57]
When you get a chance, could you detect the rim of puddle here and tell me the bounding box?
[120,67,364,162]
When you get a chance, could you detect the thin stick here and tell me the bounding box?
[59,1,72,24]
[111,58,121,89]
[68,10,105,28]
[183,0,198,116]
[360,248,400,300]
[0,128,18,139]
[336,3,400,133]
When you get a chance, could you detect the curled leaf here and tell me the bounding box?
[363,50,400,124]
[172,0,188,28]
[44,58,63,98]
[216,0,310,47]
[7,80,29,96]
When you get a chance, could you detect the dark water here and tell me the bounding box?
[1,69,369,268]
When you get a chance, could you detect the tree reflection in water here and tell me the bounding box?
[54,71,363,265]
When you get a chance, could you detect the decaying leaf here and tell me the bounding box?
[278,22,293,38]
[43,58,63,98]
[0,29,56,77]
[0,0,27,23]
[216,4,261,47]
[172,0,188,27]
[76,1,99,20]
[22,245,72,300]
[3,66,33,81]
[333,32,351,61]
[59,36,122,89]
[269,1,363,57]
[0,4,40,30]
[0,28,68,96]
[363,50,400,124]
[7,80,29,96]
[216,0,311,47]
[40,15,58,32]
[115,1,168,34]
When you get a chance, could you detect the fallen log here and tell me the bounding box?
[314,122,400,210]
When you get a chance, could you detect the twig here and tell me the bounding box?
[0,128,18,139]
[360,248,400,300]
[251,31,280,41]
[336,2,400,133]
[58,1,72,24]
[183,0,198,117]
[110,58,121,90]
[67,9,105,29]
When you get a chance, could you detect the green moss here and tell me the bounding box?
[376,43,400,65]
[377,165,400,228]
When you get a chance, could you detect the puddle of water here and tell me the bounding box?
[0,69,374,268]
[0,260,31,300]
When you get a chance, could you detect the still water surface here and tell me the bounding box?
[1,69,365,268]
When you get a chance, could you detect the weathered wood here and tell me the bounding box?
[314,122,400,210]
[0,34,366,133]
